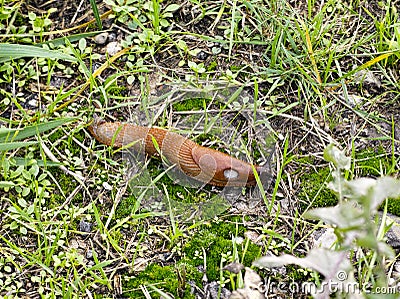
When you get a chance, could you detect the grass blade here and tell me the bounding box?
[89,0,102,30]
[0,141,37,151]
[0,118,75,143]
[0,44,77,63]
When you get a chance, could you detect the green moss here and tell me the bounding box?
[48,168,81,205]
[286,265,312,281]
[135,158,213,203]
[0,103,7,114]
[244,243,262,263]
[172,98,210,112]
[115,158,223,222]
[296,156,337,212]
[207,60,218,71]
[230,65,242,72]
[250,139,263,160]
[48,127,85,158]
[115,194,136,218]
[100,84,126,104]
[121,217,262,297]
[354,147,394,177]
[48,128,64,143]
[122,263,200,298]
[386,197,400,216]
[71,129,86,144]
[183,219,261,281]
[209,218,246,238]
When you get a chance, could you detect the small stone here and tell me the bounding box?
[384,213,400,250]
[106,41,122,56]
[86,250,93,259]
[346,94,365,107]
[206,281,231,299]
[223,262,245,274]
[212,46,221,55]
[102,181,113,190]
[354,69,381,87]
[230,268,263,299]
[312,228,337,249]
[69,238,79,249]
[79,220,93,232]
[393,261,400,272]
[27,99,38,108]
[93,32,109,45]
[196,51,208,60]
[108,32,117,42]
[244,231,262,245]
[133,257,148,272]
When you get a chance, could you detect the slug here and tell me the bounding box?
[88,116,262,187]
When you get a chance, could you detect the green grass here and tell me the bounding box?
[0,0,399,297]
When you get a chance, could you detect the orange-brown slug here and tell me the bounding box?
[88,116,261,187]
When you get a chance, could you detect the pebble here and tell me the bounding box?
[106,41,122,56]
[312,228,337,249]
[86,249,93,259]
[196,51,208,60]
[79,220,93,232]
[93,32,109,45]
[354,70,381,87]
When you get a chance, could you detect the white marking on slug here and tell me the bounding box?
[224,169,239,179]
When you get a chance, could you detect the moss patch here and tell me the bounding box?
[172,98,210,112]
[122,217,262,297]
[354,147,394,177]
[184,219,261,281]
[296,156,338,212]
[122,263,200,298]
[385,197,400,217]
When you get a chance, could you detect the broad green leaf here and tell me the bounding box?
[0,127,17,135]
[164,4,180,12]
[0,141,37,151]
[330,177,400,213]
[13,157,61,167]
[18,198,27,208]
[365,177,400,211]
[0,181,15,188]
[43,31,105,47]
[78,38,87,52]
[0,44,77,63]
[0,118,75,142]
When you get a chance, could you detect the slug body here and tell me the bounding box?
[88,117,260,187]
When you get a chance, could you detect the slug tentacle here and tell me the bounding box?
[88,117,260,187]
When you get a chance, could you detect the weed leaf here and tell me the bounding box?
[0,44,77,63]
[0,118,75,143]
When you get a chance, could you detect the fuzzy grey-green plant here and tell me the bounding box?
[254,144,400,299]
